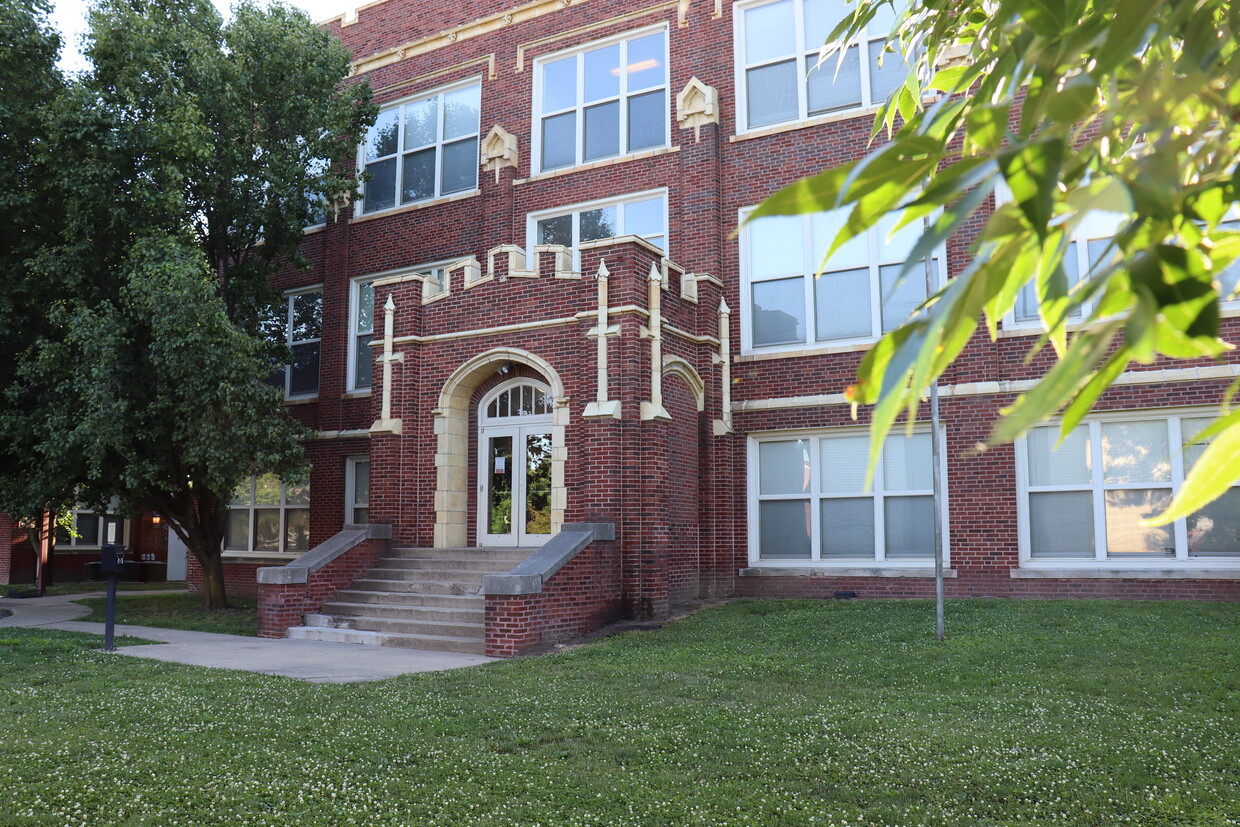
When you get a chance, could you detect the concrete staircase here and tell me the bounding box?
[286,546,530,654]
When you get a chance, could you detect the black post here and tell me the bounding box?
[103,566,118,652]
[100,516,123,653]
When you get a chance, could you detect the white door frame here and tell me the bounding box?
[476,379,554,547]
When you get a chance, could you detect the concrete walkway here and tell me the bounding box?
[0,589,497,683]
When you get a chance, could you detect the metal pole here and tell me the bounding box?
[103,569,117,652]
[924,212,945,641]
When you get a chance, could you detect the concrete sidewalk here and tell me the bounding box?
[0,590,496,683]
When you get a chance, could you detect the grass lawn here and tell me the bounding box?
[33,581,188,597]
[72,592,257,636]
[2,600,1237,826]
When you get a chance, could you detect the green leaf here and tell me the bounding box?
[998,139,1064,240]
[964,103,1011,155]
[1147,414,1240,526]
[991,320,1125,445]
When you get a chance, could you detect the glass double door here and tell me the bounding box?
[479,425,552,546]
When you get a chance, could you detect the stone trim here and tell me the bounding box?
[513,146,680,185]
[734,364,1240,412]
[482,522,615,594]
[1011,567,1240,580]
[256,524,393,585]
[740,566,958,578]
[348,188,480,223]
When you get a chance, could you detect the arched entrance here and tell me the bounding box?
[476,379,554,546]
[434,348,567,548]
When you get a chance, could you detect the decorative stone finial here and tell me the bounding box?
[676,77,720,142]
[480,125,519,182]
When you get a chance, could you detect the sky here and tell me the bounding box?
[50,0,356,71]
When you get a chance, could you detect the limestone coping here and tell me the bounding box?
[739,567,958,579]
[482,522,615,596]
[257,523,393,585]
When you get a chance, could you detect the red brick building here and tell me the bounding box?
[7,0,1239,650]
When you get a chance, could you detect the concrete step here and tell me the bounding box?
[286,626,486,654]
[351,578,480,596]
[372,557,519,573]
[389,546,533,562]
[365,567,486,585]
[304,613,484,640]
[318,601,483,624]
[332,590,484,609]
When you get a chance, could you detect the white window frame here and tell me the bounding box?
[56,503,127,550]
[531,24,670,175]
[272,286,322,400]
[347,277,376,392]
[224,474,311,556]
[738,205,944,355]
[747,426,949,567]
[345,456,370,525]
[1015,409,1240,570]
[526,188,669,267]
[734,0,907,134]
[356,77,482,216]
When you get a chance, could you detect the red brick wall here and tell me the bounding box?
[485,539,622,657]
[256,535,388,638]
[188,557,263,599]
[0,512,14,584]
[230,0,1240,644]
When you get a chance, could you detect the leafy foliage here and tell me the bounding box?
[751,0,1240,522]
[0,0,375,605]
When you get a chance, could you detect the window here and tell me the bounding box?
[56,503,124,549]
[345,457,369,525]
[535,27,668,173]
[751,429,943,564]
[736,0,908,131]
[1218,220,1240,303]
[529,190,667,262]
[348,279,375,391]
[359,80,481,214]
[423,266,448,300]
[267,289,322,398]
[1018,413,1240,564]
[226,474,310,554]
[741,206,938,351]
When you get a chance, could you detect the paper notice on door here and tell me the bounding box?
[494,456,506,474]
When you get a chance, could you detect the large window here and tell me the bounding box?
[529,191,667,261]
[359,80,481,214]
[742,206,937,351]
[750,429,943,564]
[267,289,321,398]
[1018,413,1240,564]
[346,456,370,525]
[535,28,668,173]
[56,503,124,549]
[226,474,310,555]
[736,0,907,131]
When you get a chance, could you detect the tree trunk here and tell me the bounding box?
[196,547,229,610]
[156,487,230,610]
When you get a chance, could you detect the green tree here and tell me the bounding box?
[0,0,77,584]
[0,0,375,607]
[753,0,1240,521]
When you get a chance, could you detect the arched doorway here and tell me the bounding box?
[476,379,554,547]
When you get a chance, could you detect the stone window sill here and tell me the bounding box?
[741,566,957,579]
[1012,567,1240,580]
